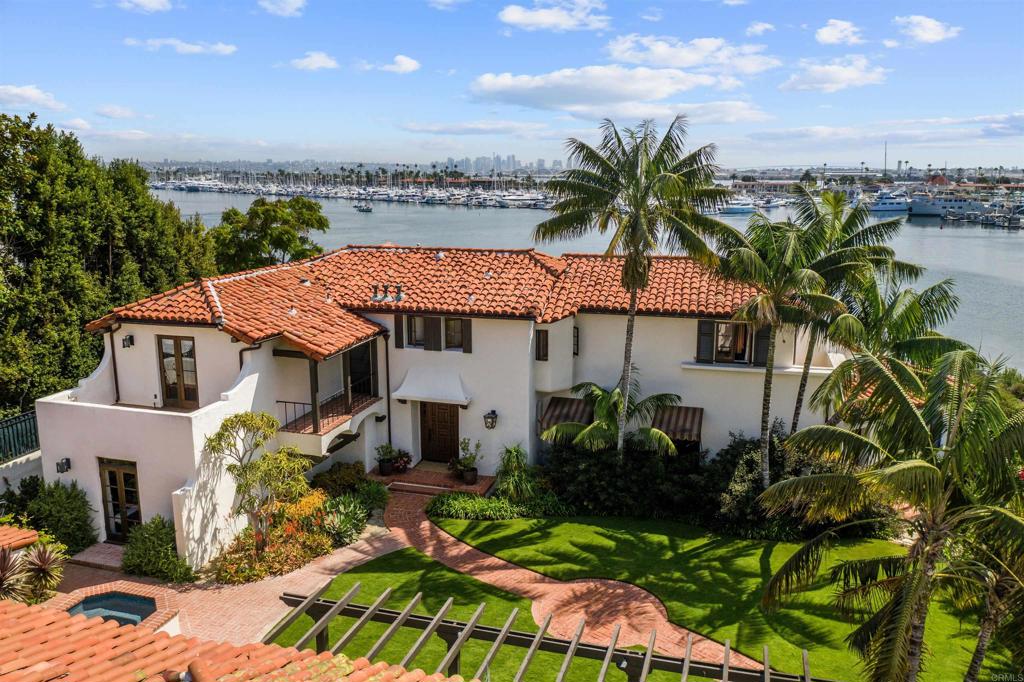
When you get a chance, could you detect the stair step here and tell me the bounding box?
[389,481,458,496]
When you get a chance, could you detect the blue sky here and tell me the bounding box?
[2,0,1022,166]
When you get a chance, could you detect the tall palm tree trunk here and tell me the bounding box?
[963,615,996,682]
[617,289,639,454]
[906,543,942,682]
[791,326,817,434]
[759,325,778,489]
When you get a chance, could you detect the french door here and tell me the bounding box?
[158,335,199,408]
[99,459,142,543]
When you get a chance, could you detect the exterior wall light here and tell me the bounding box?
[483,410,498,430]
[121,334,134,348]
[56,457,71,474]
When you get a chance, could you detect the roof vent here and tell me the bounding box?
[371,284,380,301]
[484,271,492,280]
[299,277,311,286]
[394,284,404,302]
[381,284,393,302]
[467,293,476,304]
[434,251,445,261]
[287,306,298,316]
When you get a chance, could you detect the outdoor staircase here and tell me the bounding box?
[368,464,495,498]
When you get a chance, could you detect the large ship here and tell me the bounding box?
[864,190,909,212]
[909,191,988,216]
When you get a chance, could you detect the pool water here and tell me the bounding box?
[67,592,157,627]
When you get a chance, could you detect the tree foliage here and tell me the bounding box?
[210,196,328,272]
[0,114,216,415]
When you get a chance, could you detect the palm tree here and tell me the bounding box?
[720,215,846,488]
[535,116,733,453]
[811,269,965,425]
[787,186,918,433]
[541,376,682,455]
[761,349,1024,682]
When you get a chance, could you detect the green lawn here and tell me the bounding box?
[433,516,1006,681]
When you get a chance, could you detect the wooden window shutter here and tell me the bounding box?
[753,325,772,367]
[696,320,715,363]
[425,316,443,351]
[535,329,549,361]
[393,314,404,348]
[462,318,472,353]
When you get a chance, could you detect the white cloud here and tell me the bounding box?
[401,120,549,135]
[498,0,610,32]
[882,39,900,48]
[257,0,305,17]
[289,51,339,70]
[815,19,864,45]
[427,0,466,8]
[380,55,421,74]
[721,0,747,5]
[117,0,172,12]
[563,100,770,123]
[607,34,781,75]
[473,65,717,108]
[61,118,92,131]
[780,55,887,93]
[124,37,237,55]
[745,22,774,37]
[640,6,662,22]
[96,104,137,119]
[893,15,962,44]
[0,84,66,110]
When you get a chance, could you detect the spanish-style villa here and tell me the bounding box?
[36,244,841,568]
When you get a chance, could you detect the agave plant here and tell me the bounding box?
[21,542,66,602]
[0,547,28,602]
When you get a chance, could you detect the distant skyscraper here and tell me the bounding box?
[536,158,546,170]
[551,160,563,170]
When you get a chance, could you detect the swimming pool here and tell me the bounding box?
[67,592,157,627]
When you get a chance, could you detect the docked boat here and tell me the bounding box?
[909,191,988,216]
[721,196,756,214]
[354,203,372,212]
[865,191,909,212]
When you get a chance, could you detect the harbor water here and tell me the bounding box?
[153,189,1024,367]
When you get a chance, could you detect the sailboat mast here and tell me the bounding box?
[883,140,887,177]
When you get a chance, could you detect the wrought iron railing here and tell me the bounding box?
[277,376,376,434]
[274,585,830,682]
[0,411,39,464]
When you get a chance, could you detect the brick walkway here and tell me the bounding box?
[385,491,760,668]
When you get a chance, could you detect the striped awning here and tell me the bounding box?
[539,397,594,432]
[652,406,704,443]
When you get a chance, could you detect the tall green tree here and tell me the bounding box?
[210,196,329,272]
[787,187,916,433]
[0,114,217,415]
[761,349,1024,682]
[535,116,734,452]
[720,216,846,488]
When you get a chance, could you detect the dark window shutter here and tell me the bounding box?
[573,326,579,356]
[425,316,443,351]
[696,320,715,363]
[393,314,404,348]
[535,329,549,361]
[753,325,772,366]
[462,318,472,354]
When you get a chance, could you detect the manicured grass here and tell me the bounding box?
[434,516,1006,681]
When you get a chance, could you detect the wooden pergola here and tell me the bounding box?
[269,584,833,682]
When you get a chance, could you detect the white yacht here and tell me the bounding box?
[865,191,909,212]
[721,196,756,214]
[909,191,988,216]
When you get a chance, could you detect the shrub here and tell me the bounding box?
[426,492,526,520]
[0,541,67,604]
[494,444,536,503]
[26,480,98,554]
[121,515,195,583]
[311,461,367,498]
[322,495,368,546]
[210,524,333,584]
[354,480,389,512]
[1,475,43,517]
[284,489,329,531]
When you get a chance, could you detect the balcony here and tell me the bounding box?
[278,380,381,436]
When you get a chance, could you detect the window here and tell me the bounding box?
[715,322,750,363]
[444,318,463,350]
[157,335,199,408]
[535,329,549,361]
[572,326,579,356]
[407,316,426,347]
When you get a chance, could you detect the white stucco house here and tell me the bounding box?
[36,244,839,567]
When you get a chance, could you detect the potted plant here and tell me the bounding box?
[375,444,397,476]
[456,438,484,484]
[393,450,412,474]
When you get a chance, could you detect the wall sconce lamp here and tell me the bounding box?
[483,410,498,430]
[374,414,388,423]
[121,334,134,348]
[56,457,72,474]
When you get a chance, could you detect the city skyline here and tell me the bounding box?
[2,0,1022,166]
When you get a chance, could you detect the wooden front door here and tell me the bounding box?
[99,459,142,543]
[420,402,459,463]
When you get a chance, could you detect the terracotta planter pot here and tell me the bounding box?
[378,460,394,476]
[461,468,478,485]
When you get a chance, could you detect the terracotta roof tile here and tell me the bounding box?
[87,245,758,349]
[0,601,472,682]
[0,525,38,551]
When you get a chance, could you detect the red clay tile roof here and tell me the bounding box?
[542,254,758,322]
[0,526,38,551]
[87,245,756,350]
[0,600,471,682]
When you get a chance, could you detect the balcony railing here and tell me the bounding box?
[277,377,377,435]
[0,411,39,464]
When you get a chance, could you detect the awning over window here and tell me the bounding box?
[392,366,471,406]
[652,406,704,443]
[539,397,594,432]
